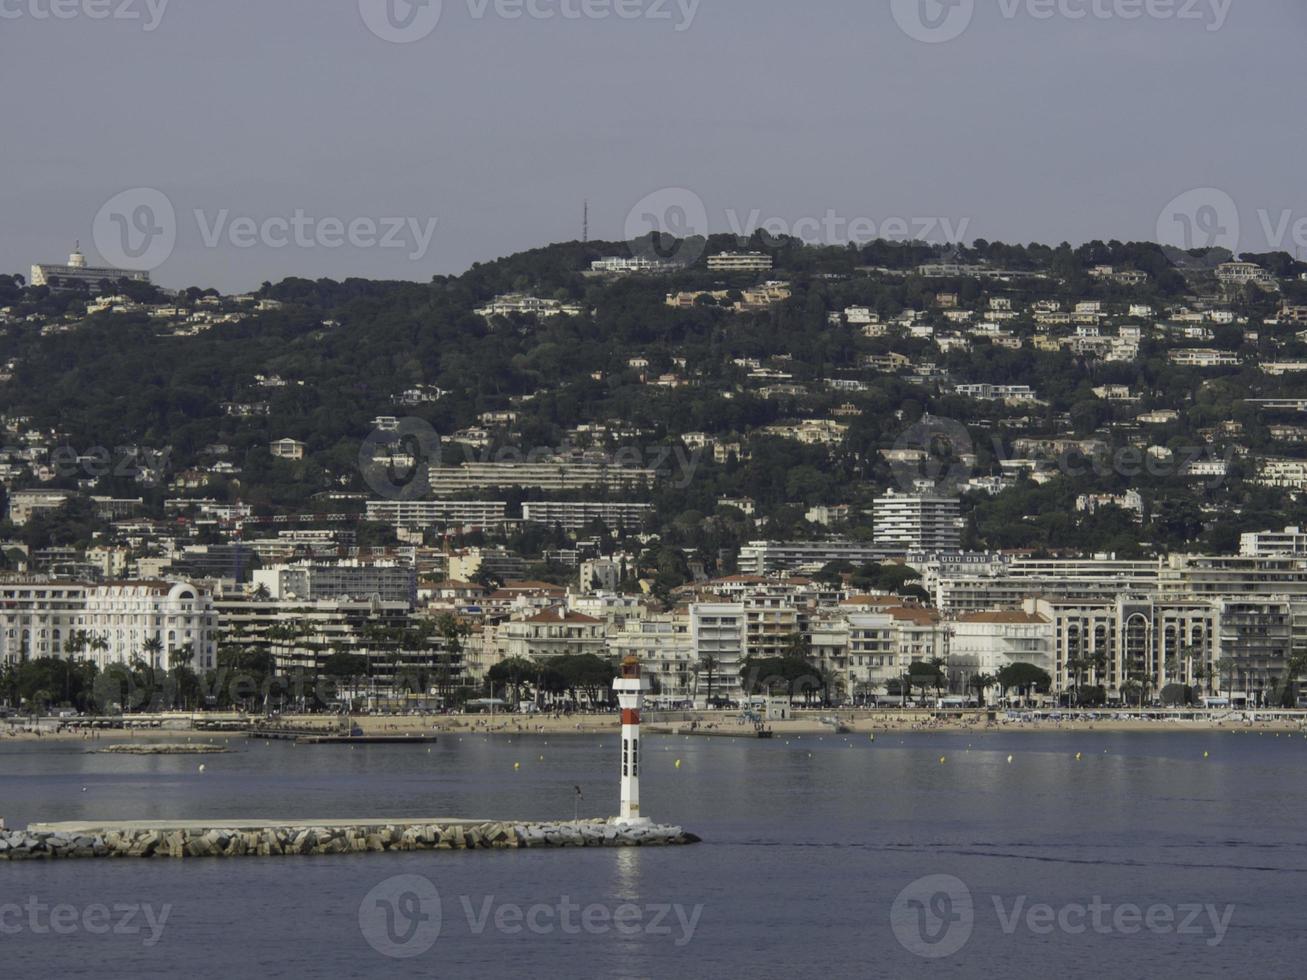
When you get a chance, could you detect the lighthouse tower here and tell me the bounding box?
[612,655,649,825]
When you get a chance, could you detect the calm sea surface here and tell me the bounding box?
[1,730,1305,978]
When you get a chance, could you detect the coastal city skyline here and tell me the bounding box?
[8,2,1307,977]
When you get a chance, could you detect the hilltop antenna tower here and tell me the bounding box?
[583,201,589,243]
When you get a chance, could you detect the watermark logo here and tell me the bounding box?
[1156,187,1240,253]
[625,187,710,266]
[1157,187,1307,269]
[890,416,975,495]
[91,189,440,271]
[359,417,442,500]
[359,875,443,959]
[359,0,443,43]
[894,0,1233,42]
[194,210,438,261]
[992,895,1234,947]
[361,0,699,41]
[45,445,171,485]
[0,898,171,947]
[891,0,974,43]
[892,875,1236,959]
[0,0,170,30]
[92,188,177,272]
[727,209,970,249]
[624,187,971,261]
[358,874,703,957]
[891,874,974,959]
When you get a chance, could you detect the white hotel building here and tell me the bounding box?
[0,580,217,670]
[30,245,150,292]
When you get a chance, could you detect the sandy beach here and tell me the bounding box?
[7,710,1307,743]
[273,710,1307,738]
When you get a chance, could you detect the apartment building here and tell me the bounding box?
[948,610,1054,690]
[873,492,962,552]
[521,501,654,530]
[707,251,773,273]
[1241,527,1307,557]
[737,540,896,575]
[251,561,417,607]
[366,500,509,529]
[428,461,655,495]
[690,602,746,700]
[501,607,606,661]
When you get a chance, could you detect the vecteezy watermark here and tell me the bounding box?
[892,0,1232,44]
[0,898,171,947]
[626,187,711,266]
[891,875,974,959]
[45,445,172,484]
[93,188,177,272]
[0,0,170,31]
[888,415,1235,496]
[725,210,971,250]
[92,188,439,273]
[1158,186,1307,260]
[891,875,1235,959]
[890,416,975,495]
[358,0,444,42]
[195,211,438,262]
[891,0,975,43]
[359,417,442,501]
[359,0,700,43]
[359,875,703,959]
[623,186,971,265]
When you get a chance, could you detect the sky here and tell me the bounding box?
[2,0,1305,293]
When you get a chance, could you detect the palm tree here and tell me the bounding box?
[1283,652,1307,708]
[142,636,164,671]
[698,654,720,704]
[929,657,948,701]
[434,614,471,701]
[1066,654,1089,705]
[1121,677,1142,708]
[969,673,997,708]
[1215,657,1237,702]
[168,643,195,710]
[1127,669,1152,708]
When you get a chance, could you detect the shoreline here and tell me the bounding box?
[8,710,1307,741]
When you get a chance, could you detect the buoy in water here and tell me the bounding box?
[1007,755,1013,764]
[198,764,206,773]
[675,759,682,769]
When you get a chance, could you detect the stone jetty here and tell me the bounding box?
[91,744,231,755]
[0,819,699,860]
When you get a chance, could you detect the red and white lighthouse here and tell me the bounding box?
[613,655,649,824]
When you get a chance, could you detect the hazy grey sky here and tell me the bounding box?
[3,0,1305,292]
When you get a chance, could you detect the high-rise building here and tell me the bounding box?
[873,492,961,552]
